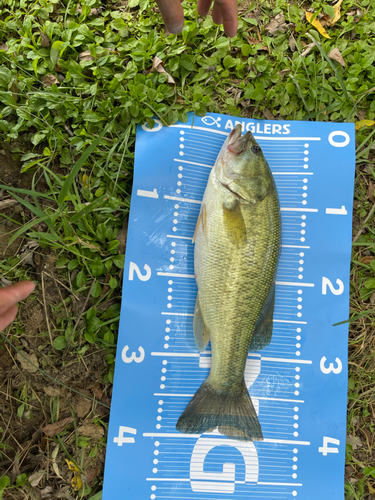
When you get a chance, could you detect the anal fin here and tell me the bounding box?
[193,293,210,352]
[249,282,275,351]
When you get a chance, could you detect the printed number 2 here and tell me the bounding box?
[322,277,344,295]
[319,436,340,456]
[129,262,151,281]
[114,426,137,446]
[122,345,145,364]
[320,356,342,374]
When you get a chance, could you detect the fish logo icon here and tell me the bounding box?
[201,116,221,128]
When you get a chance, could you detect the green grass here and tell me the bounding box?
[0,0,375,498]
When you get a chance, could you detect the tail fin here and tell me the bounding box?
[176,378,263,441]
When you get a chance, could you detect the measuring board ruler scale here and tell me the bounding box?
[103,114,355,500]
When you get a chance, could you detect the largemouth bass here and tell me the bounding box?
[176,124,281,441]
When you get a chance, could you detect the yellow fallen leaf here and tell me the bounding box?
[82,174,89,187]
[66,460,82,491]
[330,0,344,25]
[355,120,375,131]
[305,11,331,39]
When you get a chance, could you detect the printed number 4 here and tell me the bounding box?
[319,436,340,456]
[114,426,137,446]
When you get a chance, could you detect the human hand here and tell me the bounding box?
[0,281,35,332]
[155,0,238,38]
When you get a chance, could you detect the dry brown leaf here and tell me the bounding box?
[328,47,345,67]
[16,351,39,373]
[41,74,59,86]
[305,11,331,38]
[40,486,53,498]
[289,36,296,51]
[245,36,259,45]
[245,36,268,51]
[0,42,8,52]
[368,180,375,203]
[84,466,101,486]
[0,199,17,210]
[116,216,128,255]
[40,33,50,47]
[150,56,175,85]
[266,13,288,35]
[90,383,103,399]
[263,108,276,120]
[29,470,45,487]
[360,256,375,264]
[347,434,363,450]
[79,50,95,62]
[370,291,375,305]
[72,395,91,418]
[44,386,61,397]
[77,424,105,439]
[277,68,291,79]
[301,43,315,57]
[42,417,76,437]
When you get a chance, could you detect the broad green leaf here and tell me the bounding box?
[75,270,87,288]
[53,336,67,350]
[32,57,40,78]
[109,276,118,289]
[91,282,102,298]
[50,40,64,65]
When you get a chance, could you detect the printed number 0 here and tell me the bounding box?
[129,262,151,281]
[122,345,145,364]
[322,277,344,295]
[320,356,342,374]
[328,131,350,148]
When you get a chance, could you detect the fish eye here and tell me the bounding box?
[251,145,261,154]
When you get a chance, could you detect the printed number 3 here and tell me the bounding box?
[320,356,342,374]
[122,345,145,364]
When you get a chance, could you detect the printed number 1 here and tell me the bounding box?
[137,188,159,199]
[319,436,340,456]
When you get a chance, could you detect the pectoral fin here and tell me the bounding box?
[223,197,247,247]
[249,282,275,351]
[192,204,207,243]
[193,293,210,352]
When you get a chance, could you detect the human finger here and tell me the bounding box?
[197,0,212,17]
[198,0,238,37]
[155,0,184,34]
[215,0,238,37]
[0,304,18,332]
[0,281,35,316]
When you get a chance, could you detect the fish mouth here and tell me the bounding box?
[228,126,253,155]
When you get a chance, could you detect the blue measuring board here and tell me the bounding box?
[102,113,355,500]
